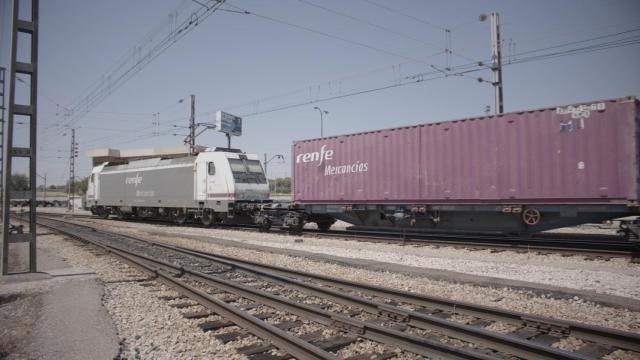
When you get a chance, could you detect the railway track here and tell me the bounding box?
[35,212,638,258]
[311,229,637,258]
[37,215,640,360]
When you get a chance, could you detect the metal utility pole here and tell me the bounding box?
[313,106,329,138]
[264,153,269,192]
[2,0,39,275]
[37,173,46,203]
[263,153,284,193]
[0,67,6,207]
[264,153,268,180]
[68,129,77,212]
[189,94,195,155]
[490,12,504,114]
[185,97,218,153]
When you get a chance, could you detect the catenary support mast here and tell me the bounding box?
[68,129,77,212]
[189,94,195,155]
[490,12,504,114]
[1,0,39,275]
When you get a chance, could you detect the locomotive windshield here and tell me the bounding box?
[246,160,264,173]
[228,158,267,184]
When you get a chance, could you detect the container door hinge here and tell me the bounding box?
[502,205,522,213]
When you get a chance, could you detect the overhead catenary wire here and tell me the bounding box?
[508,27,640,57]
[217,1,493,116]
[358,0,447,31]
[41,32,639,182]
[231,27,640,118]
[506,35,640,64]
[65,0,192,106]
[38,95,191,150]
[38,22,640,182]
[76,111,210,148]
[224,2,444,66]
[46,4,636,149]
[62,0,194,110]
[294,0,446,51]
[237,66,486,118]
[44,25,640,152]
[294,0,483,66]
[58,0,227,132]
[222,52,444,112]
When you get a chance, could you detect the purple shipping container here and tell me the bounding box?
[292,97,639,205]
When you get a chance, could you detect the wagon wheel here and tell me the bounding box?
[115,208,128,220]
[316,220,334,232]
[522,208,542,226]
[288,222,304,235]
[98,207,110,219]
[174,208,187,225]
[258,218,272,233]
[201,209,215,227]
[287,217,305,235]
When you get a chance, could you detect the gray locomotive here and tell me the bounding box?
[86,147,322,231]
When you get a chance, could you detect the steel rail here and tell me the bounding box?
[160,242,640,355]
[130,259,340,360]
[312,229,635,255]
[37,219,339,360]
[38,215,640,353]
[136,250,497,360]
[38,216,640,359]
[39,217,498,360]
[158,245,591,359]
[35,212,636,256]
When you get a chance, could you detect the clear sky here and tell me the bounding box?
[1,0,639,186]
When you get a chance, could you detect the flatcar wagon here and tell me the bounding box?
[292,96,640,236]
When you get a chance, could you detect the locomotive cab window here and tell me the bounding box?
[246,160,264,173]
[228,158,266,184]
[208,162,216,175]
[229,159,246,173]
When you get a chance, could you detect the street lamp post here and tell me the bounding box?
[263,154,284,193]
[313,106,329,138]
[36,173,46,204]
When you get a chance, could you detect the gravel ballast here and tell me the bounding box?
[38,232,247,360]
[80,218,640,299]
[63,217,640,334]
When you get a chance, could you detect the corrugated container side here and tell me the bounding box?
[293,97,639,204]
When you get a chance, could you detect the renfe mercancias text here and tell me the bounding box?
[296,145,369,176]
[324,161,368,176]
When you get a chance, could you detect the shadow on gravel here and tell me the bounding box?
[0,294,21,306]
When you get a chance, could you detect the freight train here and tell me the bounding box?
[86,96,640,239]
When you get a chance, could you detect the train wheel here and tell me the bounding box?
[174,208,187,225]
[115,208,127,220]
[258,219,272,233]
[288,222,304,235]
[201,209,214,227]
[98,207,109,219]
[522,208,541,226]
[316,221,333,232]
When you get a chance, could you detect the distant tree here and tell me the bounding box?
[75,177,89,194]
[65,177,89,195]
[51,184,67,191]
[10,174,29,191]
[269,177,291,194]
